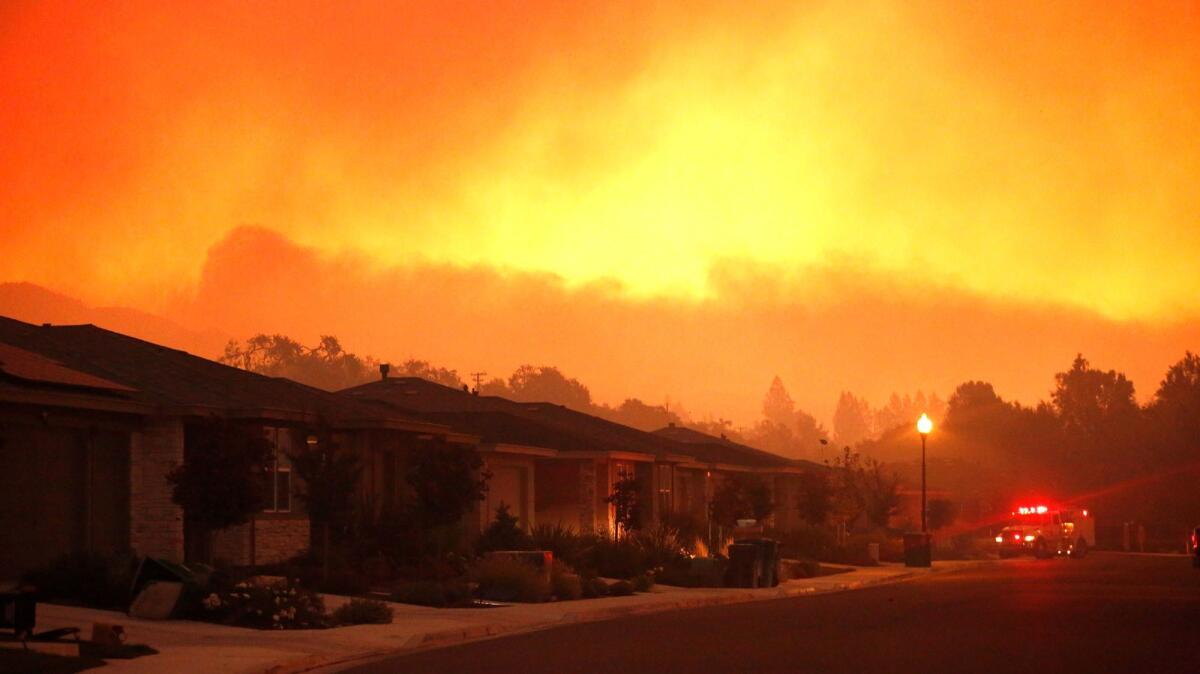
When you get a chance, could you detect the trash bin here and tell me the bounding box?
[725,543,762,588]
[731,538,781,587]
[904,532,932,568]
[867,542,881,564]
[0,588,36,639]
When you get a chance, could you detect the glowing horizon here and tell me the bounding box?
[3,2,1200,425]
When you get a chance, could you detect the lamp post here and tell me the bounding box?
[917,413,933,533]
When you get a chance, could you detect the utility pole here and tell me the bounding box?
[470,371,487,393]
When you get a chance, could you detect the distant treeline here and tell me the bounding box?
[218,334,938,459]
[858,353,1200,545]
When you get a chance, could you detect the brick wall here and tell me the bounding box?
[129,418,184,561]
[210,517,310,567]
[253,517,310,565]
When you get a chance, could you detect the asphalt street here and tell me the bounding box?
[344,552,1200,674]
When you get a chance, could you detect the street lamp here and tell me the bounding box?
[917,413,933,533]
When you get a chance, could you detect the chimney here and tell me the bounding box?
[379,363,391,380]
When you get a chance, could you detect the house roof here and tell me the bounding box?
[653,423,826,471]
[0,315,446,432]
[0,342,135,392]
[343,377,814,470]
[343,377,669,458]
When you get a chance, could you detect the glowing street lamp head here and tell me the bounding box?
[917,413,933,435]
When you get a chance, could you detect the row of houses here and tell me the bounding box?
[0,315,824,579]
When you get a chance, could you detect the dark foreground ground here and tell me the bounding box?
[346,552,1200,674]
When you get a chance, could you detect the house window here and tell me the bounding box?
[657,464,673,515]
[262,427,293,513]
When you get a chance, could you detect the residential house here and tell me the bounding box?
[0,316,461,577]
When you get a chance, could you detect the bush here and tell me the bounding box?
[551,565,583,601]
[390,579,471,608]
[531,523,587,569]
[608,580,635,596]
[586,537,645,579]
[476,504,533,555]
[631,524,689,571]
[631,573,655,593]
[201,579,326,629]
[472,556,549,603]
[581,577,609,598]
[23,552,138,610]
[332,598,393,625]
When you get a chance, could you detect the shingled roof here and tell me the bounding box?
[654,423,826,471]
[343,377,816,470]
[0,315,443,431]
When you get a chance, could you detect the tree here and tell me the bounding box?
[794,470,833,525]
[858,457,901,529]
[762,376,795,427]
[603,398,682,431]
[168,419,274,563]
[406,439,491,528]
[220,333,379,390]
[791,409,830,459]
[926,498,957,531]
[506,365,593,409]
[1052,354,1138,439]
[287,431,362,583]
[1051,354,1142,490]
[394,359,464,389]
[833,391,873,447]
[1149,351,1200,460]
[606,475,643,540]
[709,474,774,528]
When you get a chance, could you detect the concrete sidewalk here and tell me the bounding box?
[34,562,981,674]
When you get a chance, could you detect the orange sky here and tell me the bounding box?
[2,1,1199,424]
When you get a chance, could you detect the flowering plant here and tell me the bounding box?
[203,579,327,630]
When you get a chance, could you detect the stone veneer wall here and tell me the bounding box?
[577,460,596,533]
[129,418,185,561]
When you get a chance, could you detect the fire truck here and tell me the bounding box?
[995,504,1094,559]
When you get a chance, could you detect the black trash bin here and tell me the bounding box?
[739,538,781,587]
[903,532,932,568]
[725,543,762,587]
[0,588,37,639]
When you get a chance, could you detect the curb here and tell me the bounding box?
[265,563,967,674]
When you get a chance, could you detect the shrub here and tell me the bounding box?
[581,577,609,598]
[201,579,326,629]
[607,580,635,596]
[332,598,393,625]
[586,536,645,579]
[472,556,549,603]
[551,566,583,601]
[631,573,655,593]
[23,552,138,610]
[632,524,689,571]
[476,504,533,555]
[531,523,587,569]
